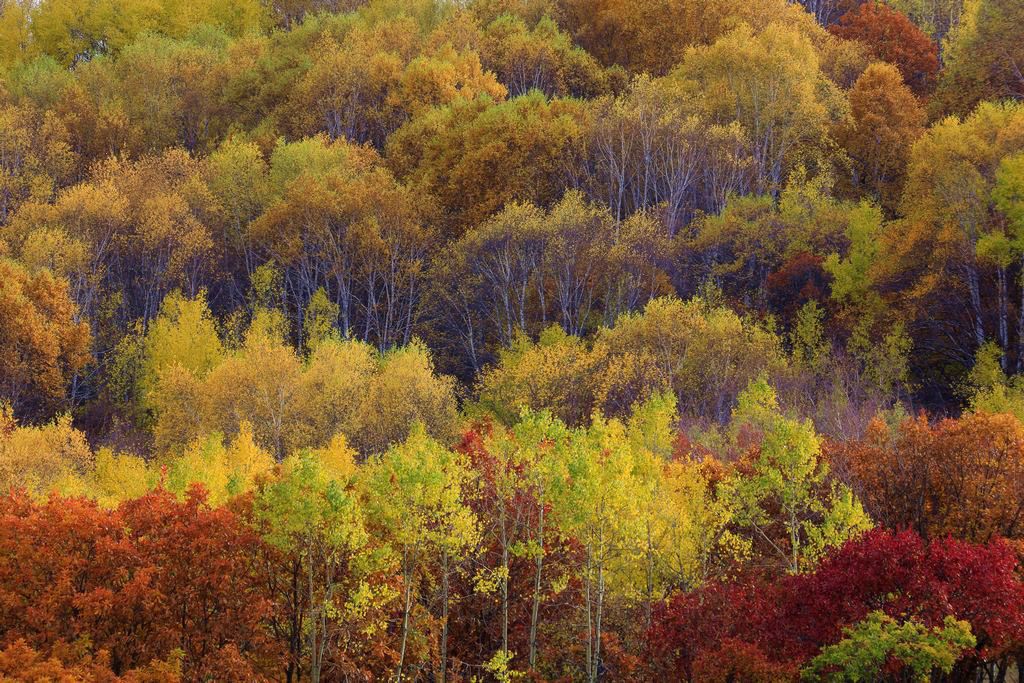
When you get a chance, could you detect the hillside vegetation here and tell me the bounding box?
[2,0,1024,680]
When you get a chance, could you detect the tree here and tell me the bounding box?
[592,297,787,423]
[991,150,1024,367]
[204,136,269,305]
[671,21,845,197]
[801,611,975,682]
[829,2,939,95]
[464,408,572,672]
[477,296,789,426]
[183,309,306,460]
[884,100,1024,370]
[7,149,219,327]
[166,423,275,505]
[386,92,584,236]
[147,298,459,458]
[0,98,76,225]
[883,0,965,43]
[138,290,223,419]
[118,488,277,679]
[723,378,872,573]
[834,410,1024,542]
[479,14,610,98]
[359,425,479,682]
[556,0,821,76]
[0,259,90,421]
[355,340,460,455]
[621,392,748,631]
[540,191,616,336]
[510,412,572,670]
[0,488,277,678]
[0,639,181,681]
[285,14,504,148]
[300,336,375,446]
[777,529,1024,664]
[257,445,373,683]
[794,0,862,26]
[79,448,153,509]
[23,0,266,66]
[477,325,597,426]
[250,136,433,350]
[647,529,1024,679]
[0,405,92,496]
[433,193,671,373]
[933,0,1024,117]
[578,74,744,229]
[836,62,925,211]
[3,165,126,333]
[550,412,651,682]
[99,34,234,154]
[689,172,851,307]
[444,200,549,353]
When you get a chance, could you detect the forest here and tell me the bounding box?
[0,0,1023,680]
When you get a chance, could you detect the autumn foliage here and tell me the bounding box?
[647,529,1024,680]
[833,411,1024,542]
[829,1,939,94]
[0,0,1023,679]
[0,488,275,680]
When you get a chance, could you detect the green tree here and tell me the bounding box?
[257,443,371,683]
[802,611,975,683]
[359,425,479,682]
[477,407,571,668]
[888,101,1024,367]
[933,0,1024,117]
[552,413,647,682]
[724,378,872,573]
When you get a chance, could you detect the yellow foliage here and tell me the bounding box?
[166,422,274,504]
[309,432,358,482]
[0,405,92,497]
[88,448,153,508]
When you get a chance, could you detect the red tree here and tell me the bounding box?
[829,2,939,95]
[766,251,831,320]
[0,639,181,682]
[646,530,1024,680]
[0,488,278,679]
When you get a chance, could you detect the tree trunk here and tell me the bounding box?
[441,550,449,683]
[584,551,593,683]
[501,504,510,657]
[592,560,605,683]
[789,508,800,574]
[644,523,655,630]
[529,502,545,669]
[1017,256,1024,372]
[307,539,321,683]
[966,260,985,349]
[998,265,1008,369]
[397,551,414,683]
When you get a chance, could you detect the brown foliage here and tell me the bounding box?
[833,411,1024,541]
[0,639,181,682]
[835,62,925,212]
[829,2,939,95]
[0,259,90,421]
[0,488,278,679]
